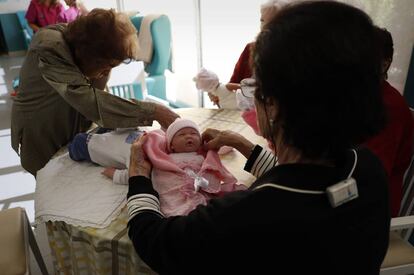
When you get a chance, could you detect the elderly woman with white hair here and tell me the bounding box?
[194,0,289,109]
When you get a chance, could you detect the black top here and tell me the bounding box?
[127,147,390,275]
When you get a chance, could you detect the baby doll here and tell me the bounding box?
[142,118,246,216]
[68,119,245,216]
[68,127,144,185]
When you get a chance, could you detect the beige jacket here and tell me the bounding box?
[11,24,155,175]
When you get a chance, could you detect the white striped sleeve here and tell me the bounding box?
[250,147,277,178]
[127,193,164,222]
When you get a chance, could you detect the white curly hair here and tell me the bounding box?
[260,0,290,28]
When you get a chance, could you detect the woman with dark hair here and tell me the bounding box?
[11,9,179,176]
[364,27,414,217]
[126,1,389,274]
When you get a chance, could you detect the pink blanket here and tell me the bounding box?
[143,130,245,216]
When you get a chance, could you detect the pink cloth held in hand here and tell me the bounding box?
[218,146,233,155]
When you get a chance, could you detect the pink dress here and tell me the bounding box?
[25,0,63,29]
[57,6,80,23]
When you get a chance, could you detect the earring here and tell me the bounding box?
[269,118,276,132]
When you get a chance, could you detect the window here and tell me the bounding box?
[82,0,117,11]
[339,0,414,94]
[121,0,414,106]
[122,0,263,107]
[124,0,199,107]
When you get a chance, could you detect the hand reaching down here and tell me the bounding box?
[102,167,116,179]
[153,103,180,130]
[129,134,152,178]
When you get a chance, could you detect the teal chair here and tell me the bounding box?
[12,11,33,96]
[108,75,155,101]
[16,10,33,49]
[130,14,172,102]
[109,83,144,100]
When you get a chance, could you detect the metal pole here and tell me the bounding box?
[194,0,204,107]
[116,0,125,12]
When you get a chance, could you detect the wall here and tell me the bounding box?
[344,0,414,95]
[0,0,30,14]
[124,0,414,107]
[125,0,199,107]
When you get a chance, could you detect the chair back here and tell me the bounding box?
[130,14,172,100]
[16,11,33,49]
[109,84,143,100]
[0,207,48,274]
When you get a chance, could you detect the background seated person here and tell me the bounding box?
[25,0,63,33]
[57,0,88,23]
[363,27,414,217]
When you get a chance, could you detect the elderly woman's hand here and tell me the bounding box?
[153,103,180,130]
[225,83,241,92]
[202,128,255,158]
[102,167,116,179]
[90,70,111,90]
[129,134,152,178]
[207,92,220,107]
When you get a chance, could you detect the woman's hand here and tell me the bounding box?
[207,92,220,107]
[77,0,89,14]
[102,167,116,179]
[28,23,40,33]
[129,134,152,178]
[225,83,241,92]
[90,70,111,90]
[202,128,255,159]
[153,103,180,130]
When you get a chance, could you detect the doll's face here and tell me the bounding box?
[170,127,201,153]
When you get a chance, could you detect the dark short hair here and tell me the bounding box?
[254,1,385,160]
[63,9,138,68]
[375,26,394,62]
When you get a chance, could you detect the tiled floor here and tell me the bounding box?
[0,54,53,274]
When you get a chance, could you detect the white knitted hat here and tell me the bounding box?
[166,118,200,150]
